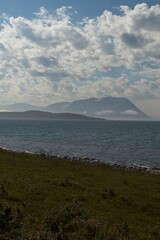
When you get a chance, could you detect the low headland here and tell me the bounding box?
[0,148,160,239]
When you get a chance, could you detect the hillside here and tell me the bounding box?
[0,110,103,120]
[0,149,159,239]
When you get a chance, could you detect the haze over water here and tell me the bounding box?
[0,120,160,168]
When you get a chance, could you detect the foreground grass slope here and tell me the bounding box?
[0,149,160,239]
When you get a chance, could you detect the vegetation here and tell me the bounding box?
[0,149,160,239]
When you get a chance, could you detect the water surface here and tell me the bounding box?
[0,120,159,168]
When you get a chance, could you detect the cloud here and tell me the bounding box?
[0,4,159,105]
[76,77,160,101]
[128,4,160,32]
[121,33,146,49]
[95,110,114,117]
[121,110,138,115]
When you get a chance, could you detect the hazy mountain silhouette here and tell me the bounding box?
[0,97,149,120]
[0,103,41,112]
[44,97,148,120]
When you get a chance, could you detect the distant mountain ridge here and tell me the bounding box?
[44,97,148,120]
[0,97,149,120]
[0,111,103,120]
[0,103,41,112]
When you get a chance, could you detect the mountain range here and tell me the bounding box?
[0,97,149,120]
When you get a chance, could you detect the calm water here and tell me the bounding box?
[0,120,160,168]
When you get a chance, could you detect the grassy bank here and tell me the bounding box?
[0,149,160,239]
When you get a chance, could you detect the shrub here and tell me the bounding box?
[0,184,8,199]
[0,203,22,239]
[44,199,121,240]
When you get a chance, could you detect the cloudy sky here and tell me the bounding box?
[0,0,160,119]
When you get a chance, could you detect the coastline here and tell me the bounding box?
[0,146,159,174]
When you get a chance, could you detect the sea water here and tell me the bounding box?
[0,119,160,168]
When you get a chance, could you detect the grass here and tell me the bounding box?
[0,149,160,239]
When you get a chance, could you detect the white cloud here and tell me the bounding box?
[95,110,114,117]
[121,110,138,115]
[0,4,159,106]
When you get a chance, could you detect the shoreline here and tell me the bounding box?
[0,146,159,174]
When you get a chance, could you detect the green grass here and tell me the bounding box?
[0,149,160,239]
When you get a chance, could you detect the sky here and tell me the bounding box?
[0,1,160,119]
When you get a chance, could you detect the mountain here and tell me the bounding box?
[0,111,103,120]
[0,97,149,120]
[0,103,41,112]
[46,102,70,113]
[44,97,149,120]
